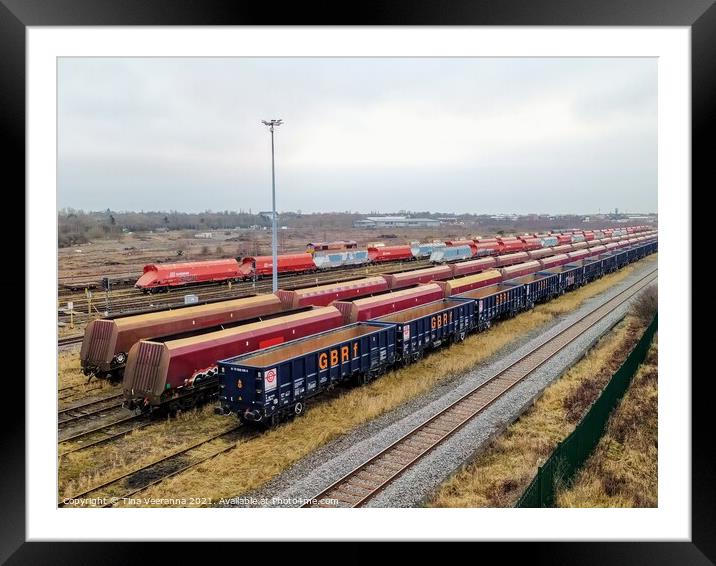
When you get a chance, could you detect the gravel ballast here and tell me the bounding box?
[229,261,657,508]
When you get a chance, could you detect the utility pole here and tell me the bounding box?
[262,119,283,292]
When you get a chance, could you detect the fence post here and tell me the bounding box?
[537,464,542,507]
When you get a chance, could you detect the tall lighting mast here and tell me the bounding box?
[261,119,283,292]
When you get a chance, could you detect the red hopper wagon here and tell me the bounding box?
[381,265,453,290]
[437,270,503,297]
[497,238,526,254]
[495,251,530,267]
[449,257,498,278]
[135,259,241,292]
[81,294,285,379]
[367,245,415,263]
[500,260,541,280]
[123,306,344,410]
[238,254,317,279]
[275,277,389,308]
[332,283,444,323]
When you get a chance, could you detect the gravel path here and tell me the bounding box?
[229,261,657,508]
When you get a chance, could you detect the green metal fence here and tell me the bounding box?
[515,313,658,508]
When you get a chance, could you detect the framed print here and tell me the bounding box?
[5,0,706,562]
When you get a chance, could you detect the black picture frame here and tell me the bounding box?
[5,0,705,563]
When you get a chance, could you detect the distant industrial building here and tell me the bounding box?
[438,217,464,225]
[353,216,441,229]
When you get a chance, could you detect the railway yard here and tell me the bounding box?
[57,226,658,508]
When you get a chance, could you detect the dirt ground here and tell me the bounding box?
[58,226,485,284]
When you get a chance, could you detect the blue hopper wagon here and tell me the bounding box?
[217,322,396,426]
[597,253,617,274]
[455,282,525,331]
[506,271,561,307]
[373,298,475,363]
[430,245,473,264]
[541,263,584,291]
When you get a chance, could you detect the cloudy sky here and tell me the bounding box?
[58,57,657,214]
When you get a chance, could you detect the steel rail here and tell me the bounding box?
[302,268,657,508]
[59,419,154,456]
[58,393,124,417]
[58,402,125,427]
[56,258,433,321]
[58,425,245,507]
[58,413,144,443]
[58,336,84,347]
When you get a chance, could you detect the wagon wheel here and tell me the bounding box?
[105,371,120,383]
[181,395,197,411]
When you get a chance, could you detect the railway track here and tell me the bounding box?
[58,383,105,402]
[302,268,658,508]
[59,425,250,508]
[58,392,125,420]
[58,395,130,437]
[56,258,433,323]
[58,335,84,348]
[59,414,152,455]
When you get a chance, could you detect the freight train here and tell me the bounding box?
[134,226,652,291]
[216,234,657,426]
[84,231,653,381]
[306,240,358,253]
[115,232,657,415]
[80,295,288,381]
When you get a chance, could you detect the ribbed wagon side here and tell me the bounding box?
[122,306,344,411]
[276,276,388,308]
[332,283,444,323]
[80,294,284,380]
[381,265,452,290]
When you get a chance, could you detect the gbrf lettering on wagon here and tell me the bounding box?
[216,322,396,427]
[373,298,475,364]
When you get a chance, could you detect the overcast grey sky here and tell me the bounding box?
[58,57,657,214]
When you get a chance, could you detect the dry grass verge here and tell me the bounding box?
[555,338,658,507]
[109,257,655,506]
[59,404,234,500]
[57,349,119,398]
[58,324,87,338]
[427,311,651,508]
[58,350,86,389]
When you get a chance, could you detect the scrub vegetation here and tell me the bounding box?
[59,404,235,502]
[426,299,655,508]
[555,338,658,507]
